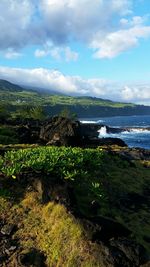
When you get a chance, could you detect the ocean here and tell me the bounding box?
[80,115,150,150]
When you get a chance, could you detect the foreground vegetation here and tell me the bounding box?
[0,146,150,266]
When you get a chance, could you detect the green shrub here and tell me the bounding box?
[0,126,19,144]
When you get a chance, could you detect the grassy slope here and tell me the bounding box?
[0,89,134,108]
[0,79,135,109]
[0,146,150,267]
[3,79,150,118]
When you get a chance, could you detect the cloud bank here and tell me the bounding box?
[1,0,150,58]
[0,66,150,105]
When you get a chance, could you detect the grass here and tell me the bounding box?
[0,191,107,267]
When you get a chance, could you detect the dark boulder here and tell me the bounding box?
[79,216,148,267]
[83,137,127,147]
[17,125,40,144]
[18,249,46,267]
[113,147,150,161]
[40,116,82,146]
[100,137,127,147]
[109,238,148,267]
[17,119,41,144]
[88,216,131,243]
[0,221,18,265]
[80,122,103,139]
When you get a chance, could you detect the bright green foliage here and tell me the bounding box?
[1,146,103,178]
[0,147,106,209]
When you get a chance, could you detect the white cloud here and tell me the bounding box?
[34,49,48,58]
[91,15,150,58]
[0,0,34,49]
[0,66,150,104]
[64,47,78,62]
[2,0,149,59]
[49,47,62,61]
[92,24,150,59]
[120,16,147,27]
[4,49,22,59]
[34,45,78,62]
[1,0,150,59]
[121,84,150,102]
[39,0,131,43]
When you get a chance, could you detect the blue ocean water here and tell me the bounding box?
[80,115,150,150]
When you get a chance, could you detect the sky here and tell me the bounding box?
[0,0,150,105]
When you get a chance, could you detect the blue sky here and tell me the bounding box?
[0,0,150,104]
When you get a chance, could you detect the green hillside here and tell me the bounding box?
[0,79,133,107]
[0,79,150,118]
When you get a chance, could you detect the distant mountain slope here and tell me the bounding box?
[0,79,150,117]
[0,79,133,107]
[0,79,24,92]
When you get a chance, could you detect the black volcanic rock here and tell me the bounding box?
[85,137,127,147]
[109,238,147,267]
[40,116,82,146]
[15,119,41,144]
[80,122,103,138]
[18,249,46,267]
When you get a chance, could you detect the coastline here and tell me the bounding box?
[80,115,150,150]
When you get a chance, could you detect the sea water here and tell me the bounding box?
[80,115,150,150]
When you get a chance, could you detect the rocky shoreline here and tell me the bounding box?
[0,116,150,161]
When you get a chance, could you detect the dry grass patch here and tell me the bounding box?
[1,192,109,267]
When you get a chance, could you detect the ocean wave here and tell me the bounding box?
[80,120,103,124]
[98,126,108,137]
[98,126,150,139]
[122,128,150,134]
[80,120,97,124]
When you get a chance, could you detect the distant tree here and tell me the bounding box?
[18,105,46,120]
[29,106,46,120]
[0,105,9,119]
[59,107,77,120]
[18,106,31,119]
